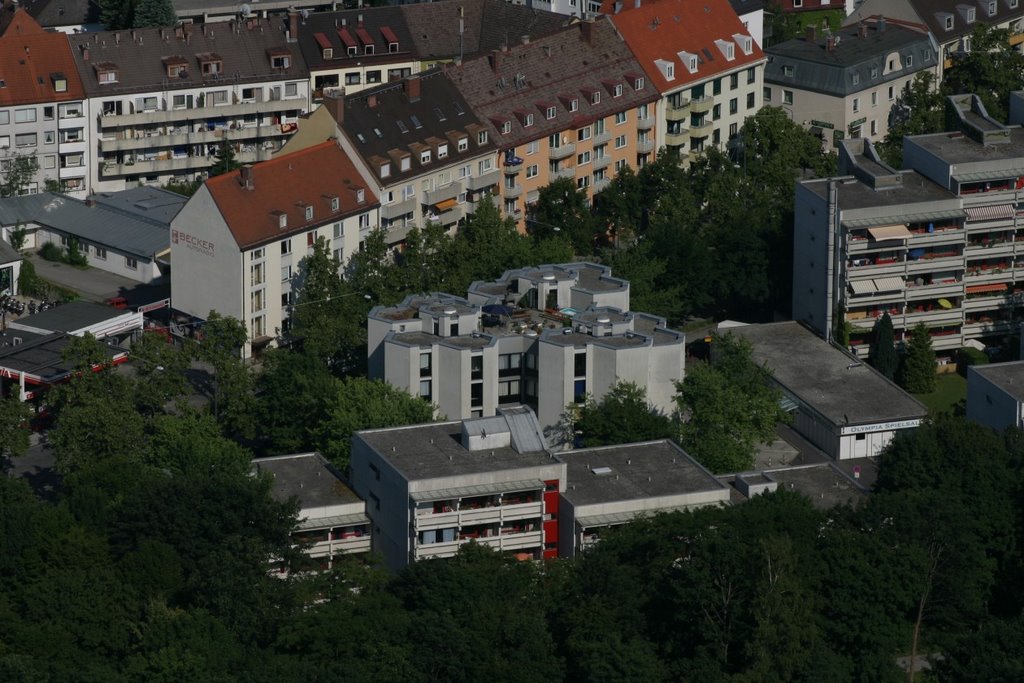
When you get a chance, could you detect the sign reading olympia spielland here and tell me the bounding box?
[840,419,922,436]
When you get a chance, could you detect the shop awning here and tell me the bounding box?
[966,283,1009,294]
[868,224,912,240]
[872,276,904,292]
[965,204,1014,222]
[435,198,459,212]
[849,279,876,294]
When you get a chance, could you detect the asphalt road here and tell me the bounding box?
[3,434,61,503]
[26,254,169,307]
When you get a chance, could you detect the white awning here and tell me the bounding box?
[872,276,904,292]
[849,279,876,295]
[867,224,912,240]
[964,204,1014,222]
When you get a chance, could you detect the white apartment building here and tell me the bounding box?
[368,262,685,435]
[0,8,89,196]
[67,19,310,194]
[794,96,1024,360]
[607,0,765,161]
[170,140,378,357]
[764,19,936,147]
[255,453,371,573]
[350,407,567,571]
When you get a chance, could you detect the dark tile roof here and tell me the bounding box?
[446,19,659,151]
[402,0,569,61]
[0,8,85,106]
[296,6,416,72]
[20,0,98,28]
[906,0,1024,41]
[67,18,309,97]
[765,22,934,97]
[336,69,497,185]
[203,140,378,250]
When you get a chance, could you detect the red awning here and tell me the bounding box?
[435,198,459,212]
[966,283,1008,294]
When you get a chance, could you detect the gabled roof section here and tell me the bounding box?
[446,19,659,150]
[337,70,496,184]
[851,0,1024,41]
[67,18,308,96]
[205,141,379,251]
[402,0,569,61]
[607,0,764,94]
[20,0,98,29]
[297,6,414,70]
[765,21,934,97]
[0,7,85,105]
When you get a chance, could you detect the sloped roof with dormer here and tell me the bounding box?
[0,6,85,106]
[67,17,308,97]
[296,6,415,72]
[204,140,378,250]
[607,0,764,95]
[446,19,659,151]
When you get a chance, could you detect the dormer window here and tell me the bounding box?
[525,113,534,127]
[50,73,67,92]
[502,120,512,134]
[95,62,119,84]
[458,137,469,152]
[269,52,291,69]
[381,26,400,52]
[569,98,579,111]
[198,53,223,76]
[613,83,623,97]
[315,33,333,60]
[380,162,391,178]
[348,46,358,56]
[655,59,674,81]
[733,33,753,55]
[400,156,411,171]
[274,211,287,229]
[783,65,794,77]
[437,143,448,159]
[591,91,601,105]
[326,194,340,211]
[945,15,954,29]
[546,106,556,120]
[162,56,189,79]
[301,204,313,221]
[715,39,735,61]
[988,0,997,15]
[633,77,644,90]
[356,188,366,203]
[420,150,431,164]
[477,130,488,145]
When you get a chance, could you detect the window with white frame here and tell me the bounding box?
[15,108,36,123]
[614,134,626,149]
[526,164,538,179]
[546,106,556,120]
[502,120,512,134]
[527,140,539,155]
[458,137,469,152]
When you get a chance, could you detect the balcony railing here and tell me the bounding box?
[466,169,500,191]
[549,143,576,161]
[99,123,287,152]
[636,116,655,130]
[665,98,691,122]
[100,97,303,127]
[690,96,714,114]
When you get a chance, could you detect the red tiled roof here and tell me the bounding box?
[607,0,764,93]
[314,32,332,51]
[380,26,400,45]
[206,141,379,250]
[338,28,356,48]
[0,8,84,106]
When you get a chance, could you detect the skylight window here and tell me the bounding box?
[434,107,446,121]
[410,115,423,129]
[397,120,409,133]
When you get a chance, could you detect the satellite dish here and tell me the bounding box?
[240,3,252,16]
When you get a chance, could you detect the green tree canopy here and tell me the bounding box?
[571,381,675,448]
[132,0,176,27]
[899,322,937,393]
[868,312,899,380]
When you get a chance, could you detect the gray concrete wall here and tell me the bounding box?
[967,367,1022,432]
[791,182,832,338]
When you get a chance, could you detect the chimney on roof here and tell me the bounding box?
[805,24,816,42]
[80,44,90,61]
[239,164,254,190]
[521,34,529,45]
[406,74,421,102]
[367,93,377,108]
[826,35,836,51]
[288,10,299,42]
[858,21,868,39]
[323,88,344,124]
[877,15,886,32]
[488,49,501,72]
[580,19,594,45]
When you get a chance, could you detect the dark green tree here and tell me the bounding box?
[99,0,134,29]
[209,142,241,177]
[868,312,899,380]
[945,24,1024,122]
[193,312,255,437]
[0,396,32,458]
[130,330,189,415]
[290,236,357,365]
[315,377,435,469]
[256,349,342,453]
[899,322,936,393]
[132,0,176,27]
[528,176,598,254]
[675,333,789,473]
[571,381,674,447]
[877,72,945,167]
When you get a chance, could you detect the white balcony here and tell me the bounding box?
[100,97,303,127]
[549,143,576,161]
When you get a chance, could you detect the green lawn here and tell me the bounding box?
[913,373,967,415]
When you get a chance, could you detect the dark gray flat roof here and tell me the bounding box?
[907,129,1024,165]
[558,440,725,507]
[0,238,19,266]
[11,301,128,334]
[971,360,1024,401]
[728,322,927,428]
[763,463,867,509]
[801,172,956,212]
[357,420,558,481]
[0,330,125,381]
[87,186,187,227]
[254,453,361,509]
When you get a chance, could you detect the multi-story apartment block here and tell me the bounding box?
[793,95,1024,359]
[607,0,765,163]
[367,262,685,433]
[848,0,1024,78]
[170,140,379,357]
[765,19,936,146]
[296,7,418,100]
[447,19,660,226]
[67,18,310,194]
[0,7,88,196]
[255,453,371,573]
[329,72,498,245]
[350,406,567,570]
